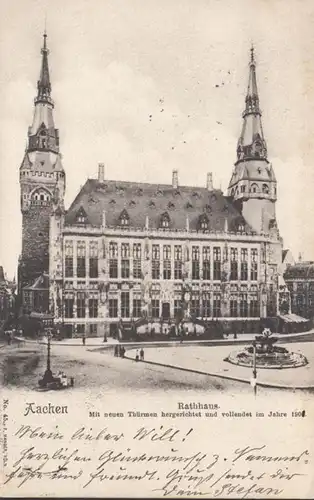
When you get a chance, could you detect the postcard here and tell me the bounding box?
[1,0,314,498]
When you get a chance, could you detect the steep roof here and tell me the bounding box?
[284,262,314,280]
[24,273,49,290]
[65,178,253,233]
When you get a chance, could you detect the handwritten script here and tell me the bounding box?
[3,423,310,497]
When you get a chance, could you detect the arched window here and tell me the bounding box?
[31,188,51,205]
[250,183,258,193]
[262,183,269,194]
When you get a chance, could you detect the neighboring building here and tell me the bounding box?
[0,266,16,325]
[284,262,314,321]
[22,273,49,314]
[20,37,289,337]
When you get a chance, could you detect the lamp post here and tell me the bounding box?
[43,329,53,383]
[252,340,257,396]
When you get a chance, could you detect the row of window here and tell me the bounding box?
[63,295,259,319]
[65,258,257,281]
[65,245,258,280]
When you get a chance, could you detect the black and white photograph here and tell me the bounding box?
[1,0,314,498]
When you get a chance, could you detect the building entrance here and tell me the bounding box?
[162,302,170,320]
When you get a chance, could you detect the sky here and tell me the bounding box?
[1,0,314,278]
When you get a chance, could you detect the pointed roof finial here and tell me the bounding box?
[36,30,52,103]
[250,44,255,64]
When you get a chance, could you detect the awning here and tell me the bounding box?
[279,314,309,323]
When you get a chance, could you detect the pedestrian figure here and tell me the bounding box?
[70,377,74,387]
[103,334,107,342]
[135,349,139,362]
[82,336,86,346]
[114,345,118,357]
[121,346,125,358]
[234,332,237,339]
[140,348,144,361]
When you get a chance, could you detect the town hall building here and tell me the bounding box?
[19,36,295,337]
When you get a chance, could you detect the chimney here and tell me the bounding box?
[98,163,105,183]
[206,172,213,191]
[172,169,178,189]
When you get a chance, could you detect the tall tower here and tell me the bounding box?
[19,33,65,290]
[227,47,277,235]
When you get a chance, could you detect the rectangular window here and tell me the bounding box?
[152,245,160,279]
[250,299,259,317]
[213,294,221,317]
[230,248,238,281]
[89,298,98,318]
[152,260,160,280]
[133,243,142,259]
[89,258,98,278]
[202,294,211,317]
[202,247,211,280]
[163,245,171,280]
[192,246,200,280]
[174,246,182,279]
[250,249,258,281]
[109,241,118,278]
[151,299,160,318]
[133,260,142,279]
[77,242,86,278]
[77,292,86,318]
[109,242,118,258]
[121,292,130,318]
[89,241,98,278]
[109,299,118,318]
[240,293,248,317]
[121,259,130,279]
[64,297,74,318]
[174,260,182,280]
[213,247,221,281]
[65,257,73,278]
[191,294,200,317]
[133,299,142,318]
[109,260,118,278]
[133,243,142,279]
[121,243,130,258]
[240,249,248,281]
[174,299,182,318]
[89,324,98,335]
[77,324,85,335]
[65,241,74,278]
[230,298,238,317]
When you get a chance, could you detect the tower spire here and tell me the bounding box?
[36,32,52,103]
[236,46,267,162]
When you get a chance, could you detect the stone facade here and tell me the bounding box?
[19,38,286,336]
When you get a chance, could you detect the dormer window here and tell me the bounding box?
[186,201,193,209]
[238,223,245,233]
[160,212,170,228]
[262,184,269,194]
[156,188,163,197]
[119,209,130,227]
[149,200,156,208]
[199,214,209,231]
[168,201,175,210]
[76,207,88,224]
